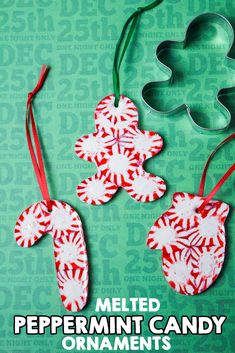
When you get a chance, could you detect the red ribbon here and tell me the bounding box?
[26,65,52,211]
[197,133,235,212]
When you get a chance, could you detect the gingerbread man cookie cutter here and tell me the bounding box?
[142,13,235,134]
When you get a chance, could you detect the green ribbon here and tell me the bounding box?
[113,0,164,107]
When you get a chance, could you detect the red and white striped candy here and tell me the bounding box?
[14,200,88,311]
[77,172,118,205]
[147,192,229,295]
[75,94,166,205]
[95,94,138,131]
[123,167,166,203]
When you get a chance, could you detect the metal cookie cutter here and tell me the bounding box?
[142,13,235,134]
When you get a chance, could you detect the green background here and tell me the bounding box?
[0,0,235,352]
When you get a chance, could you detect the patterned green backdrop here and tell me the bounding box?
[0,0,235,352]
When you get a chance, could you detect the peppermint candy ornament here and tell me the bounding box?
[14,66,88,311]
[75,94,166,205]
[147,134,235,295]
[75,1,165,205]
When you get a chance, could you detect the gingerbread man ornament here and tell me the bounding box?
[75,94,166,205]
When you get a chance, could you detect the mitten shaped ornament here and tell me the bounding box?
[14,66,88,311]
[147,134,235,295]
[75,94,166,205]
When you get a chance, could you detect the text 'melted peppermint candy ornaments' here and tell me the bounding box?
[75,1,166,205]
[147,134,235,295]
[14,65,88,312]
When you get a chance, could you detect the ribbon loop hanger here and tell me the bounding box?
[197,133,235,212]
[112,0,164,107]
[26,64,52,211]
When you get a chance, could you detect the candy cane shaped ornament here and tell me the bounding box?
[147,134,235,295]
[14,66,88,311]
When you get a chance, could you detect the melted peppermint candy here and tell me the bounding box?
[14,200,88,311]
[147,192,229,295]
[75,94,166,205]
